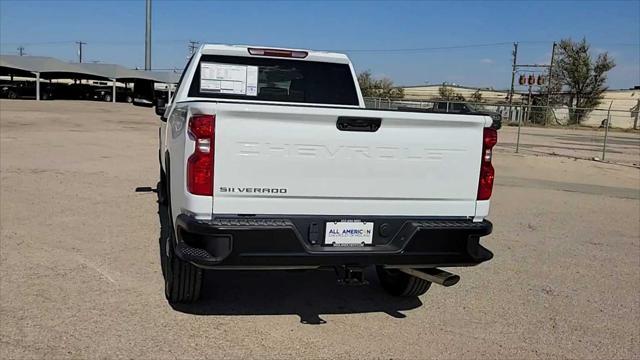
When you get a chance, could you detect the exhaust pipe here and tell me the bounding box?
[398,268,460,287]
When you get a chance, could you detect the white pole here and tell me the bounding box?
[112,79,116,103]
[145,0,152,70]
[35,72,40,101]
[167,83,171,103]
[602,101,614,161]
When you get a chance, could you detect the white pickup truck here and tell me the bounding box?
[135,44,496,304]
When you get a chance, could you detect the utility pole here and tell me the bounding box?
[188,40,200,56]
[634,99,639,130]
[76,41,86,63]
[510,43,553,128]
[188,40,200,55]
[546,42,556,107]
[507,42,518,122]
[17,46,25,56]
[545,42,557,125]
[145,0,152,70]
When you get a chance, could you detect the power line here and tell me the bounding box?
[518,40,640,47]
[326,41,639,53]
[0,40,75,45]
[1,40,637,53]
[0,39,191,46]
[323,42,513,53]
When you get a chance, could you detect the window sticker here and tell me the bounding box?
[200,62,258,96]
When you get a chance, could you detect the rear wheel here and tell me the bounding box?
[376,266,431,297]
[161,236,203,304]
[103,94,112,102]
[159,172,203,304]
[7,91,17,99]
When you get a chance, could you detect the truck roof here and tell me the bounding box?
[200,44,351,64]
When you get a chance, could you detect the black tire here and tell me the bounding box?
[103,94,112,102]
[41,93,49,100]
[7,91,17,99]
[164,241,203,304]
[125,95,133,103]
[376,266,431,297]
[159,170,203,304]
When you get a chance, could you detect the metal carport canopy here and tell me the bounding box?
[0,55,178,82]
[1,55,107,101]
[76,63,180,103]
[0,55,106,79]
[1,55,179,101]
[76,63,179,83]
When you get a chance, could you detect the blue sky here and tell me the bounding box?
[1,0,638,89]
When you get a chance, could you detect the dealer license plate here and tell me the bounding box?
[324,221,374,246]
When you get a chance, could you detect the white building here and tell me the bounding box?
[401,84,524,103]
[400,84,639,129]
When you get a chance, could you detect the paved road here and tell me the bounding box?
[1,100,638,358]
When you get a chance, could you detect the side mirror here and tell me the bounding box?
[155,98,166,117]
[132,98,154,108]
[132,79,155,107]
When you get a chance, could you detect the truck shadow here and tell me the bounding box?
[156,195,423,324]
[173,268,423,324]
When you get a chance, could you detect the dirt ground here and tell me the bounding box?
[497,125,640,166]
[1,100,639,359]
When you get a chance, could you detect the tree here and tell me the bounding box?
[357,70,404,99]
[552,38,616,124]
[438,84,465,101]
[357,70,375,96]
[470,89,483,103]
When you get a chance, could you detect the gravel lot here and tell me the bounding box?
[1,100,639,359]
[497,125,640,166]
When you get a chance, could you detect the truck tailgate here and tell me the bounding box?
[203,102,487,216]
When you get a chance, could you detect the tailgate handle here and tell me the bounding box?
[336,117,381,132]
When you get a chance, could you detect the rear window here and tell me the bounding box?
[188,55,359,106]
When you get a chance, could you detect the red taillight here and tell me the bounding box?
[477,128,497,200]
[187,114,215,196]
[248,47,308,58]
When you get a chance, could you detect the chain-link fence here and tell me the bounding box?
[364,97,640,166]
